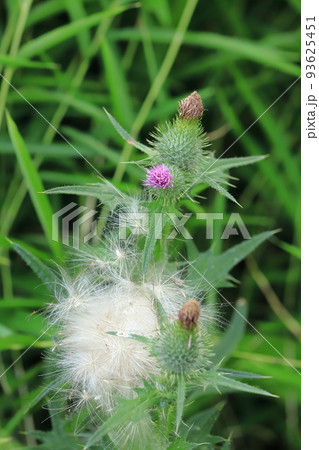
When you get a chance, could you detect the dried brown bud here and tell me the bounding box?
[178,299,200,329]
[178,91,204,120]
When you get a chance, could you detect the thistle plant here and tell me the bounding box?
[104,91,266,206]
[12,92,276,448]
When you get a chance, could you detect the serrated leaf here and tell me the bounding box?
[27,401,82,449]
[196,154,266,204]
[205,178,241,206]
[45,182,125,210]
[208,154,267,172]
[187,230,277,289]
[85,389,161,448]
[215,374,277,397]
[168,436,196,450]
[104,108,154,155]
[184,401,225,444]
[10,241,57,292]
[217,368,271,379]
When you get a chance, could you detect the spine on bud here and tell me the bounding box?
[152,300,204,376]
[147,91,207,186]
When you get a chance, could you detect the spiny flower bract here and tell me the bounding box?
[152,322,208,376]
[149,117,208,173]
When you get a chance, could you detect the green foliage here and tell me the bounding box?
[150,117,207,171]
[202,369,276,398]
[183,401,227,446]
[106,100,266,204]
[152,323,206,376]
[6,112,59,255]
[104,108,154,156]
[0,0,300,449]
[85,383,162,449]
[9,240,57,291]
[176,374,186,433]
[19,7,136,59]
[187,230,277,289]
[27,406,82,450]
[142,201,168,273]
[212,298,248,364]
[45,182,127,210]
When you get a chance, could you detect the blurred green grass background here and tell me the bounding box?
[0,0,300,448]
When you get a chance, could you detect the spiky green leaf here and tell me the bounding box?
[45,182,125,210]
[187,230,277,289]
[10,241,57,292]
[104,108,154,155]
[214,374,277,397]
[85,388,161,448]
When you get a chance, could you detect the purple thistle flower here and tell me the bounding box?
[143,164,174,189]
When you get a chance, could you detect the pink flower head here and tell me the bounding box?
[143,164,174,189]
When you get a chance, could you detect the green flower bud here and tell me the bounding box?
[150,117,208,174]
[152,321,205,376]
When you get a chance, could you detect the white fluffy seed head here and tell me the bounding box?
[66,234,136,276]
[110,197,149,238]
[48,239,214,415]
[50,277,161,412]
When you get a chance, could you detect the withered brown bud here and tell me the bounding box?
[178,299,200,329]
[178,91,204,120]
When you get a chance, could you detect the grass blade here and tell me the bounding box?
[6,111,59,255]
[109,28,300,76]
[19,6,137,58]
[0,54,56,69]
